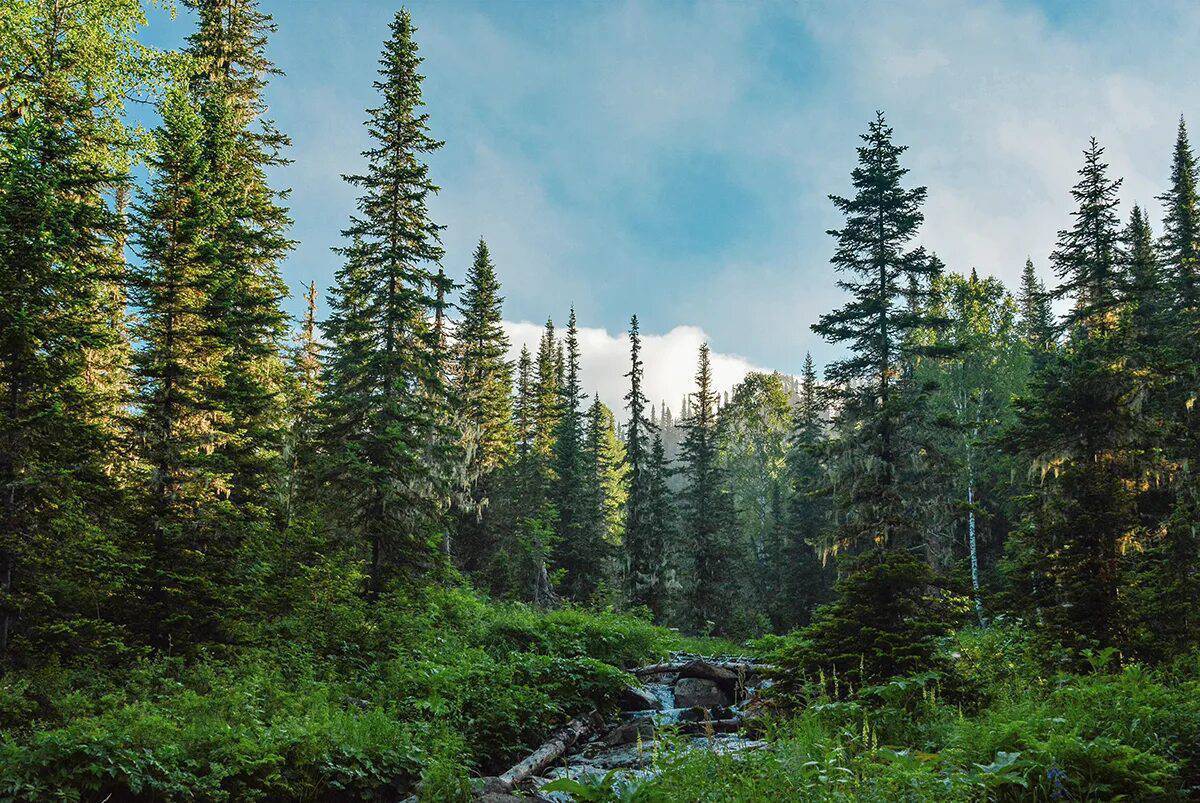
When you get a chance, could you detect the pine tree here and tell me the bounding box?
[623,315,660,615]
[552,309,596,599]
[187,0,293,520]
[678,343,734,632]
[129,89,232,645]
[320,10,458,597]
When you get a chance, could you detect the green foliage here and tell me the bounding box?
[0,585,676,800]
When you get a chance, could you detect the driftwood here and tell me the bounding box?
[479,712,600,795]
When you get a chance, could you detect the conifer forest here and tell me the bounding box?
[5,1,1200,800]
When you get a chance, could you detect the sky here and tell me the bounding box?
[138,0,1200,413]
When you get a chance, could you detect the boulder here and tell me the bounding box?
[617,684,662,712]
[678,659,739,693]
[673,677,731,709]
[600,717,656,747]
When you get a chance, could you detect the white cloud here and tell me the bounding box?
[503,320,767,416]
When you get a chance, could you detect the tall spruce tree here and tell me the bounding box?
[186,0,293,521]
[785,113,954,692]
[775,353,833,630]
[623,315,661,615]
[0,0,162,660]
[451,239,514,567]
[552,309,596,599]
[583,395,628,592]
[1010,139,1140,652]
[320,10,458,596]
[678,343,735,632]
[811,111,946,552]
[1158,118,1200,308]
[129,89,232,645]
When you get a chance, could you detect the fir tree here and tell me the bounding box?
[0,2,154,659]
[320,10,458,596]
[1010,139,1140,652]
[1017,258,1055,363]
[451,239,514,566]
[623,315,660,615]
[1158,118,1200,308]
[583,395,628,590]
[280,281,322,526]
[775,353,833,629]
[552,309,596,599]
[678,343,734,632]
[187,0,294,519]
[129,89,232,645]
[811,111,945,552]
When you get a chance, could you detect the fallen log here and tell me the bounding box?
[632,660,774,676]
[479,712,601,796]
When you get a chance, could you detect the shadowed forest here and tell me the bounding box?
[3,2,1200,800]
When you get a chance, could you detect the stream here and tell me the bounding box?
[518,653,773,799]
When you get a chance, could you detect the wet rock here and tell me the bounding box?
[618,684,663,712]
[673,677,731,709]
[678,659,740,693]
[600,717,656,747]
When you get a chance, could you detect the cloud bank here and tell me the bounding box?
[503,320,767,417]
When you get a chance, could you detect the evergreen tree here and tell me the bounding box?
[0,0,159,660]
[775,353,833,629]
[552,309,596,599]
[1009,139,1140,652]
[280,281,322,526]
[187,0,293,520]
[1017,258,1055,364]
[320,10,458,597]
[1158,118,1200,308]
[129,89,232,645]
[678,343,734,632]
[811,111,945,553]
[623,315,661,615]
[451,239,514,567]
[583,395,628,592]
[786,112,955,687]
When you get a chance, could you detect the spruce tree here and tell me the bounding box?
[811,111,945,552]
[451,239,514,566]
[583,395,628,592]
[1017,258,1055,365]
[129,89,232,645]
[187,0,293,520]
[320,10,458,596]
[0,1,156,659]
[552,309,596,599]
[678,343,734,632]
[786,112,954,689]
[775,353,833,629]
[1010,139,1139,652]
[1158,118,1200,308]
[623,315,660,615]
[280,281,322,527]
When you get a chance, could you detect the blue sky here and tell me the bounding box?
[138,0,1200,409]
